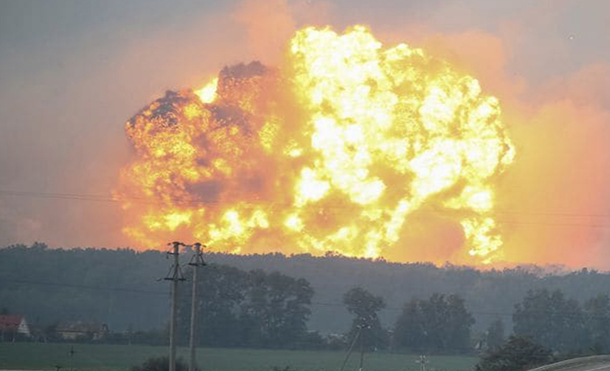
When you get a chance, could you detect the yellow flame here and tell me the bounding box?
[116,26,515,264]
[194,78,218,103]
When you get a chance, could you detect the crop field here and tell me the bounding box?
[0,343,477,371]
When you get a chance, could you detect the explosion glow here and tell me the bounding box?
[116,26,516,264]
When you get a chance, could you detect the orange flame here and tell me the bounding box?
[116,26,515,264]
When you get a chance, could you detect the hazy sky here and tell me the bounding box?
[0,0,609,267]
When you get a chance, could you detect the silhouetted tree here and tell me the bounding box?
[394,293,474,353]
[6,243,610,353]
[513,289,586,352]
[240,270,314,348]
[189,264,248,347]
[178,266,313,349]
[343,287,387,350]
[393,299,425,351]
[476,336,552,371]
[485,318,505,350]
[584,294,610,353]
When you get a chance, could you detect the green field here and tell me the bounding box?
[0,343,477,371]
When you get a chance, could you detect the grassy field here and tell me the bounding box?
[0,343,478,371]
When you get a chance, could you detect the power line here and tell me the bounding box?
[1,189,609,217]
[3,277,610,320]
[309,300,601,319]
[495,220,610,229]
[0,190,122,202]
[494,210,610,218]
[2,189,610,229]
[0,278,168,296]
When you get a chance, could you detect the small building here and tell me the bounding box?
[0,315,31,340]
[56,321,109,341]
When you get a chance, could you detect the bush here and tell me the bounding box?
[131,356,192,371]
[476,336,553,371]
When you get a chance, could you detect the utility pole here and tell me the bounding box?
[358,324,369,371]
[165,241,185,371]
[68,346,75,371]
[188,242,206,371]
[339,326,362,371]
[416,355,429,371]
[358,325,365,371]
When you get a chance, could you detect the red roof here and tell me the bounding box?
[0,315,24,330]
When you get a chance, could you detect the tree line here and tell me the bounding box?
[2,244,610,360]
[176,265,315,349]
[342,286,610,355]
[171,268,610,356]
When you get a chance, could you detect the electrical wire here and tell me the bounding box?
[2,277,608,320]
[2,189,610,229]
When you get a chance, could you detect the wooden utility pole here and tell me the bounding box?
[416,355,429,371]
[339,326,362,371]
[188,242,206,371]
[165,241,185,371]
[359,325,365,371]
[68,346,75,371]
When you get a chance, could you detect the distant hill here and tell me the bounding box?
[1,243,609,335]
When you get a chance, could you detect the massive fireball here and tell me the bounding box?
[116,26,515,264]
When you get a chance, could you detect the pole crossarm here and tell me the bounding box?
[188,242,207,268]
[165,241,186,282]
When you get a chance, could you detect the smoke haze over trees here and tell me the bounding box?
[176,266,314,348]
[513,289,610,353]
[475,336,552,371]
[3,244,610,340]
[343,287,387,350]
[394,293,474,352]
[3,243,610,360]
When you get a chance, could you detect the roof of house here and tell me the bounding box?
[56,321,108,333]
[0,315,24,330]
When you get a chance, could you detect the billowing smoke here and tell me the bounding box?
[116,26,515,265]
[2,0,609,269]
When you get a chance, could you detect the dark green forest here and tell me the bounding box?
[2,243,610,354]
